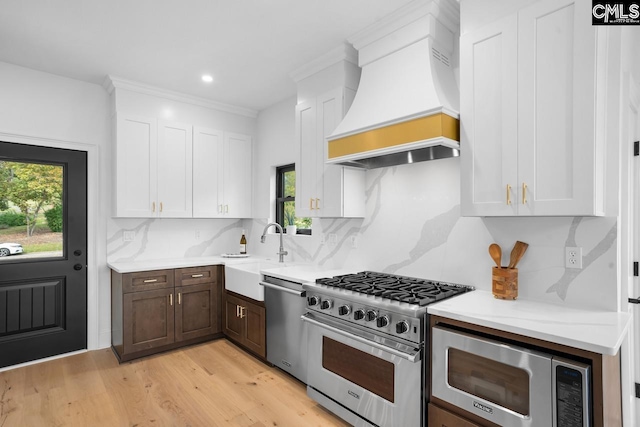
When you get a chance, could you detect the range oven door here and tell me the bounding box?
[431,326,552,427]
[302,312,422,427]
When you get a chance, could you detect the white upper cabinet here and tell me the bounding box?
[157,121,193,218]
[115,116,252,218]
[222,132,252,218]
[193,127,224,217]
[114,114,157,217]
[114,115,192,218]
[461,0,607,216]
[296,87,365,218]
[193,127,252,218]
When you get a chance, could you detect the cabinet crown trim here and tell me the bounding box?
[103,75,258,118]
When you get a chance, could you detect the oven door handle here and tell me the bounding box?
[301,313,421,363]
[259,281,306,297]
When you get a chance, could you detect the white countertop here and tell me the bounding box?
[427,290,632,355]
[108,255,274,273]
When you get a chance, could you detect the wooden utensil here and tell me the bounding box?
[489,243,502,267]
[508,241,529,268]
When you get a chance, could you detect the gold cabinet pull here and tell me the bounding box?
[522,182,528,204]
[315,198,320,210]
[143,279,158,283]
[191,274,204,278]
[160,202,163,212]
[236,305,240,317]
[178,293,181,305]
[218,204,223,213]
[169,293,173,306]
[240,306,246,318]
[152,202,156,212]
[506,184,512,205]
[309,198,314,210]
[225,205,229,213]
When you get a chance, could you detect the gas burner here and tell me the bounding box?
[316,271,473,306]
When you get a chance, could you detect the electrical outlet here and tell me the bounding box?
[565,247,582,269]
[195,230,200,240]
[350,235,358,248]
[328,233,338,244]
[123,230,135,242]
[319,234,325,244]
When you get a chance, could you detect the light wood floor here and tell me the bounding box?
[0,339,350,427]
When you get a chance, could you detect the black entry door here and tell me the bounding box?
[0,141,87,368]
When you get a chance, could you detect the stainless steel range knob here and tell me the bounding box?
[353,309,365,320]
[376,315,389,328]
[396,321,409,334]
[307,295,320,306]
[365,310,377,322]
[338,305,351,316]
[320,300,333,310]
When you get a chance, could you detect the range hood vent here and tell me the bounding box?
[327,0,460,168]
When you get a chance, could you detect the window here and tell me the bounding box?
[276,164,311,234]
[0,160,64,261]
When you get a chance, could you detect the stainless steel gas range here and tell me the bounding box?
[301,271,474,427]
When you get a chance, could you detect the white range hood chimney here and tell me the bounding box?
[327,0,460,168]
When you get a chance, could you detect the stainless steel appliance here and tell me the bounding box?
[432,325,591,427]
[302,271,473,427]
[260,275,307,383]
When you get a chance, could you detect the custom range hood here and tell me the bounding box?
[327,0,460,169]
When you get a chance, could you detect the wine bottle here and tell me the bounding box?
[240,229,247,254]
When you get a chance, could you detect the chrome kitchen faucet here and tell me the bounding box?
[260,222,288,263]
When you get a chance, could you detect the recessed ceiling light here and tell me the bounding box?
[201,74,213,83]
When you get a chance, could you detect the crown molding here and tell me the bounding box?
[290,43,358,83]
[102,75,258,118]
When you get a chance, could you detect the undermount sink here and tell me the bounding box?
[224,261,287,301]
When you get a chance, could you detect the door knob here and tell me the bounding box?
[73,264,83,271]
[74,250,82,256]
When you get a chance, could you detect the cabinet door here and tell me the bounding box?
[175,282,219,342]
[123,288,174,354]
[296,100,317,218]
[115,114,158,217]
[157,121,193,218]
[317,88,347,218]
[517,0,599,215]
[243,300,266,358]
[193,127,224,218]
[223,132,252,218]
[223,293,244,342]
[460,16,518,216]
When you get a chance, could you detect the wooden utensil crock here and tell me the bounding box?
[492,267,518,300]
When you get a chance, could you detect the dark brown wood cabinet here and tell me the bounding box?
[112,266,223,362]
[223,290,266,359]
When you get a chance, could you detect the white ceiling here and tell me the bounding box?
[0,0,414,112]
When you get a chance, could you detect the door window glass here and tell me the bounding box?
[0,161,64,261]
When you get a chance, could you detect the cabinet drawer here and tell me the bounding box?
[123,269,174,293]
[428,403,482,427]
[175,266,217,286]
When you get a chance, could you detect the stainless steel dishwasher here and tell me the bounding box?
[260,275,307,383]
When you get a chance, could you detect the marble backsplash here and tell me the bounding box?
[107,157,618,311]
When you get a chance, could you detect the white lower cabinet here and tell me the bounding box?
[296,87,365,218]
[193,127,252,218]
[460,0,607,216]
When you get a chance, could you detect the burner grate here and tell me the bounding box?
[315,271,472,306]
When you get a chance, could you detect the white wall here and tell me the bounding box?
[0,61,112,348]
